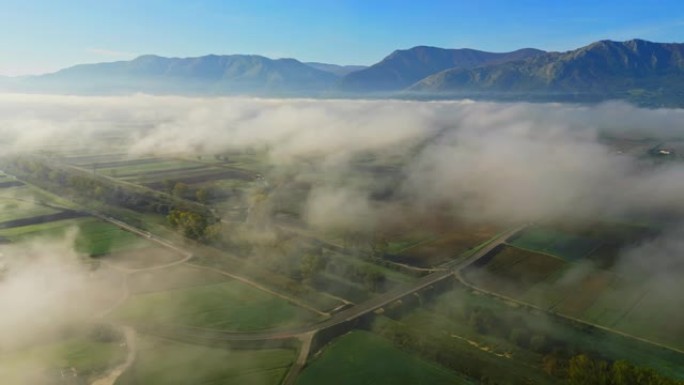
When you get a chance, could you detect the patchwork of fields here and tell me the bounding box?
[0,178,322,384]
[463,222,684,351]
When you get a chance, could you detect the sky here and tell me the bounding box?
[1,0,684,75]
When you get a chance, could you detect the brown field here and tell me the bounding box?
[392,224,500,267]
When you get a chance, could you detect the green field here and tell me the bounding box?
[508,226,602,261]
[126,265,228,294]
[297,331,472,385]
[0,333,126,384]
[386,286,684,382]
[465,242,684,353]
[113,277,320,331]
[115,336,294,385]
[0,198,60,223]
[0,217,151,255]
[466,245,567,297]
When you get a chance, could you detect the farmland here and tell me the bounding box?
[115,335,295,385]
[3,142,684,385]
[389,223,501,267]
[296,331,472,385]
[374,285,684,383]
[0,327,127,385]
[0,217,152,256]
[113,267,321,331]
[462,221,684,351]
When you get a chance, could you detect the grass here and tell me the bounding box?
[0,217,151,255]
[113,278,320,331]
[397,286,684,381]
[465,245,567,297]
[0,198,60,223]
[0,334,126,384]
[126,265,229,294]
[297,331,472,385]
[508,226,602,261]
[115,336,294,385]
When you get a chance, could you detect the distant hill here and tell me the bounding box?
[305,62,367,77]
[410,39,684,104]
[338,46,545,92]
[5,39,684,106]
[16,54,339,95]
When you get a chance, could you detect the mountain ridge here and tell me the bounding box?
[4,39,684,106]
[338,46,545,92]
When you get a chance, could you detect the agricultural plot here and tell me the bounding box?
[464,245,567,297]
[0,197,61,224]
[393,224,501,267]
[297,331,472,385]
[102,246,185,270]
[611,285,684,350]
[0,217,152,256]
[96,159,205,181]
[61,153,134,167]
[508,226,602,261]
[126,264,229,294]
[115,336,294,385]
[113,272,320,331]
[0,330,126,385]
[464,241,684,352]
[509,222,657,268]
[409,287,684,381]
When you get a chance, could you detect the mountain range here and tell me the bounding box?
[4,39,684,105]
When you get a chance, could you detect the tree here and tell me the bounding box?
[167,209,208,239]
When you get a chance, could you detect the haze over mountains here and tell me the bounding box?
[4,39,684,105]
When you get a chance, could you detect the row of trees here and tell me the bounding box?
[4,156,219,240]
[551,354,683,385]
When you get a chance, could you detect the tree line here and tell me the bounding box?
[2,156,219,241]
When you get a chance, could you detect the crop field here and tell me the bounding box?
[611,286,684,350]
[297,331,472,385]
[126,264,229,294]
[0,197,61,224]
[404,287,684,380]
[103,246,185,270]
[0,217,152,256]
[508,226,602,261]
[393,224,501,267]
[508,222,657,267]
[464,245,568,297]
[0,332,126,384]
[115,335,294,385]
[463,241,684,351]
[113,273,320,331]
[65,153,257,188]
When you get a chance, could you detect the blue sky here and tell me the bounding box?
[1,0,684,75]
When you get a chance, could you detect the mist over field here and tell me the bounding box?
[3,94,684,223]
[3,93,684,383]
